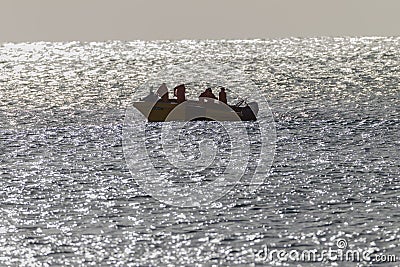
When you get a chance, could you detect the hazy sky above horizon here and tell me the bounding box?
[1,0,399,42]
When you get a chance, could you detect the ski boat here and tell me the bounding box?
[133,95,259,122]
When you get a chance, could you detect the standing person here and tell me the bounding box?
[219,87,227,104]
[157,83,169,102]
[174,84,186,103]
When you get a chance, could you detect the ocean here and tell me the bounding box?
[0,38,399,266]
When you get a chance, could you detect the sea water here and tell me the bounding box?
[0,38,399,265]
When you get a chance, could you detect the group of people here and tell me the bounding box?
[156,83,228,104]
[199,87,227,103]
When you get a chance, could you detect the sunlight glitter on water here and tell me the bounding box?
[0,38,399,266]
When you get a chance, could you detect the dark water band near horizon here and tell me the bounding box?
[0,38,399,266]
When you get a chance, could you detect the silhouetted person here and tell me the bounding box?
[199,88,217,100]
[207,88,217,99]
[157,83,169,102]
[174,84,186,104]
[219,87,227,104]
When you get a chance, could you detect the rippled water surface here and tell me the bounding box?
[0,38,399,266]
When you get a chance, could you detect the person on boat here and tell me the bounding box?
[207,88,217,99]
[219,87,227,104]
[199,90,206,99]
[199,88,217,100]
[174,84,186,104]
[141,90,159,102]
[157,83,169,102]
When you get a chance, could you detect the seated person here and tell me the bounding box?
[174,84,186,103]
[156,83,169,102]
[199,88,217,100]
